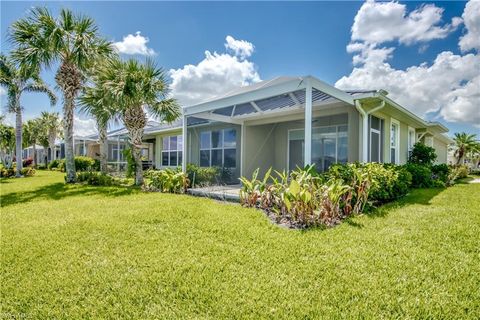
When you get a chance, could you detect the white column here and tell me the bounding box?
[182,115,187,173]
[304,79,312,166]
[240,123,245,177]
[117,135,120,171]
[83,139,86,156]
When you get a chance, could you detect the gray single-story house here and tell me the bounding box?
[72,75,453,180]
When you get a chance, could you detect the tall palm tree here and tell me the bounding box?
[96,58,180,185]
[23,118,42,167]
[79,83,116,173]
[453,132,478,165]
[39,111,62,163]
[0,53,56,177]
[10,8,112,182]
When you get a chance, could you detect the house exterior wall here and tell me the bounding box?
[149,129,183,168]
[433,138,448,164]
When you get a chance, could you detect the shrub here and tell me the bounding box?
[408,143,437,166]
[20,167,36,177]
[431,164,450,183]
[37,164,47,170]
[404,163,433,188]
[22,158,33,167]
[0,167,15,178]
[123,148,136,178]
[144,168,189,193]
[76,171,118,186]
[186,163,219,187]
[48,159,63,170]
[74,156,98,171]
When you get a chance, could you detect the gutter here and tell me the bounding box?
[355,99,385,162]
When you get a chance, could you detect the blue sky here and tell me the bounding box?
[1,1,479,136]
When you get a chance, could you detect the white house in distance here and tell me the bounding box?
[75,75,452,180]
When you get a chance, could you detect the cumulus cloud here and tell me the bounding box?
[169,36,260,107]
[352,0,460,45]
[459,0,480,52]
[113,32,156,56]
[337,0,480,127]
[74,116,97,137]
[225,35,254,59]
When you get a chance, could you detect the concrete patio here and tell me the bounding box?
[188,184,241,202]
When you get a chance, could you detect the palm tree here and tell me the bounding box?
[96,58,180,185]
[453,132,478,165]
[10,8,113,182]
[78,83,116,173]
[23,118,42,167]
[0,120,15,165]
[39,111,62,163]
[0,53,56,177]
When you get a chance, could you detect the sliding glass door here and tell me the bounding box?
[288,125,348,172]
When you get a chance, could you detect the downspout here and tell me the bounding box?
[355,99,385,163]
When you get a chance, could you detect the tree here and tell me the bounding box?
[11,8,112,182]
[0,121,15,165]
[0,53,56,177]
[39,111,62,163]
[453,132,478,165]
[96,58,180,185]
[23,119,42,167]
[408,142,437,166]
[79,82,116,173]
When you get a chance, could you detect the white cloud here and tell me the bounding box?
[441,75,480,127]
[169,36,260,107]
[225,35,254,59]
[74,116,97,137]
[337,0,480,128]
[459,0,480,52]
[352,0,460,45]
[113,32,156,56]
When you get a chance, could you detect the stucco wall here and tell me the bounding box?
[433,138,448,164]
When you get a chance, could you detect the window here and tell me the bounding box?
[390,119,399,164]
[408,127,415,158]
[288,125,348,172]
[162,135,183,166]
[369,115,384,162]
[199,129,237,168]
[111,144,126,161]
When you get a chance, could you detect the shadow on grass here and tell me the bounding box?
[366,187,445,219]
[1,182,139,208]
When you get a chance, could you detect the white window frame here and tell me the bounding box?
[390,118,400,164]
[111,144,125,161]
[199,129,237,168]
[408,126,415,157]
[287,124,348,171]
[368,114,385,163]
[161,135,183,167]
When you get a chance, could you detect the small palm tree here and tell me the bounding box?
[10,8,113,182]
[23,118,42,167]
[0,53,56,177]
[39,111,62,163]
[96,58,180,185]
[0,120,15,164]
[79,83,116,173]
[453,132,478,165]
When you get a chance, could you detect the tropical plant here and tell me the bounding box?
[11,7,113,182]
[22,118,43,167]
[0,53,56,177]
[94,57,180,185]
[144,168,189,193]
[453,132,478,165]
[39,111,62,164]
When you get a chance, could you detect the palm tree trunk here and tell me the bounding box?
[456,149,464,165]
[49,133,56,163]
[130,128,144,186]
[64,96,76,183]
[98,123,108,174]
[15,104,23,177]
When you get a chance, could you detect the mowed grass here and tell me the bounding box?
[1,171,479,319]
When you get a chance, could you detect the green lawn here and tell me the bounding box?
[1,171,479,319]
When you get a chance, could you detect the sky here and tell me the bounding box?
[1,0,479,137]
